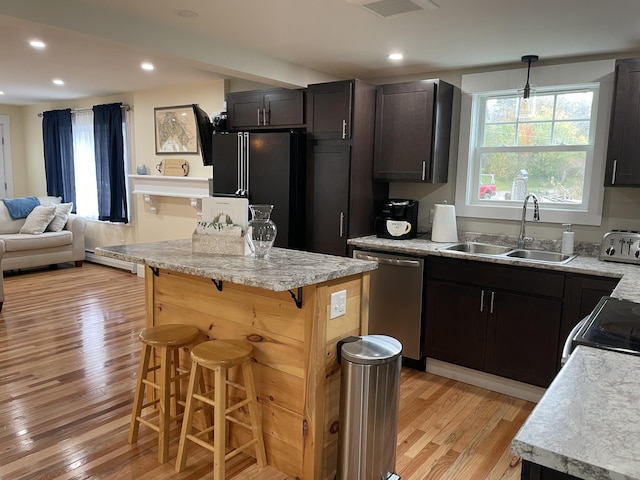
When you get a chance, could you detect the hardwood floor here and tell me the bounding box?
[0,263,534,479]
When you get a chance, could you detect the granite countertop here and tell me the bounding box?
[96,238,377,291]
[512,346,640,480]
[348,235,640,303]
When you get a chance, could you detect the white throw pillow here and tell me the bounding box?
[46,202,73,232]
[19,205,57,234]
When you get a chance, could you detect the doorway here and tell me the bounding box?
[0,115,13,198]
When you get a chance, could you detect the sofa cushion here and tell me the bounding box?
[19,205,57,234]
[46,203,73,232]
[0,196,61,235]
[0,231,73,252]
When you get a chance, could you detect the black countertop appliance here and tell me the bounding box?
[375,199,419,240]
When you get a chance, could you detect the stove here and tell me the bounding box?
[599,230,640,264]
[573,296,640,356]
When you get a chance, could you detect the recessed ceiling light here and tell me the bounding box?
[53,79,64,86]
[29,40,46,49]
[141,62,155,71]
[174,9,198,18]
[388,53,404,61]
[0,91,4,96]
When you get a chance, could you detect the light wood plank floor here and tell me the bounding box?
[0,263,534,479]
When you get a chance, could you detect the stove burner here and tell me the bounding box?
[574,297,640,356]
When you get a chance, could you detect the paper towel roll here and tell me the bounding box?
[431,204,458,242]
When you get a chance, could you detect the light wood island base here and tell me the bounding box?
[145,266,370,480]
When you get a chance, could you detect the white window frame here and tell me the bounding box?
[455,60,615,226]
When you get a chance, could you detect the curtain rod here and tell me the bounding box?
[37,103,131,117]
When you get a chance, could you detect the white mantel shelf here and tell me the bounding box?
[128,174,210,214]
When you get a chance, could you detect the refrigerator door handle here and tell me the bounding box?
[237,133,243,192]
[244,132,250,193]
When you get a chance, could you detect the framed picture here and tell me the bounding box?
[154,105,199,154]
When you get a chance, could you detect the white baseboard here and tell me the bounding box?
[85,251,137,274]
[426,358,545,403]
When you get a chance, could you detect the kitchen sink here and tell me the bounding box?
[440,243,578,264]
[441,242,513,255]
[504,249,577,264]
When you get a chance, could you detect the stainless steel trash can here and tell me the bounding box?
[337,335,402,480]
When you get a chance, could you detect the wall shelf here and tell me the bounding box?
[129,175,210,214]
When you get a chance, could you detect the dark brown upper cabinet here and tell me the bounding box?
[226,88,305,130]
[605,58,640,186]
[373,80,454,183]
[306,80,354,140]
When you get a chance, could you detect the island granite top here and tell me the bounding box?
[511,345,640,480]
[96,238,377,292]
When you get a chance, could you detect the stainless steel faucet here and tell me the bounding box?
[517,194,540,249]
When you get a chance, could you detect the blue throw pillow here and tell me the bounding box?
[2,196,41,219]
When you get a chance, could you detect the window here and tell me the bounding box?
[471,85,597,207]
[43,104,131,223]
[455,60,614,226]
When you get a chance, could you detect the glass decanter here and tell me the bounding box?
[247,204,277,258]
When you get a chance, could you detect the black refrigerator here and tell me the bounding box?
[211,130,306,249]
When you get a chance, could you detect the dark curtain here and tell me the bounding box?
[42,109,76,208]
[93,103,128,223]
[193,104,213,166]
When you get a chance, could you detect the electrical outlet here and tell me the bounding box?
[330,290,347,319]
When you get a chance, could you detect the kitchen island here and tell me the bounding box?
[96,239,377,480]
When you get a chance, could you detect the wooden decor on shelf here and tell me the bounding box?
[156,158,189,176]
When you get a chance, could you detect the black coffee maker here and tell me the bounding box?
[375,199,419,240]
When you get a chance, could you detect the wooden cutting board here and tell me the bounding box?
[156,159,189,176]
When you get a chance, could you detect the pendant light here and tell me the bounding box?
[518,55,539,119]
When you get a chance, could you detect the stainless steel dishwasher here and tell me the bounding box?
[353,250,424,362]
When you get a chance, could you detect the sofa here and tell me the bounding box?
[0,196,86,272]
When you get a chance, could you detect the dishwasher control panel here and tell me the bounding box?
[599,230,640,265]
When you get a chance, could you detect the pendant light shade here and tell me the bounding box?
[518,55,539,119]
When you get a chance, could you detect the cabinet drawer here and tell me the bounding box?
[428,257,565,299]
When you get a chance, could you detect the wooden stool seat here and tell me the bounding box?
[128,324,200,464]
[175,339,267,479]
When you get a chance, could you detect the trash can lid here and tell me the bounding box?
[340,335,402,365]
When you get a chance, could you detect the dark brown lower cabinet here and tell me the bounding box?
[425,257,565,387]
[520,460,581,480]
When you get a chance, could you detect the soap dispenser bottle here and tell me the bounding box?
[561,224,574,254]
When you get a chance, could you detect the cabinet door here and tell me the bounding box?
[227,91,264,129]
[606,58,640,186]
[264,90,304,127]
[306,81,353,140]
[424,280,487,371]
[373,82,435,181]
[485,291,562,387]
[307,143,350,256]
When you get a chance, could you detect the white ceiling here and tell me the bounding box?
[1,0,640,105]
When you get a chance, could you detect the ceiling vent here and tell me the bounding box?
[347,0,439,18]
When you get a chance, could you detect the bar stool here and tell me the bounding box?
[128,324,201,463]
[175,339,267,478]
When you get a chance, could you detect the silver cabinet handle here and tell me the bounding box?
[339,212,345,237]
[612,159,617,184]
[490,291,495,314]
[480,290,485,313]
[257,109,261,126]
[422,161,426,181]
[354,253,421,267]
[342,120,347,139]
[263,108,267,126]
